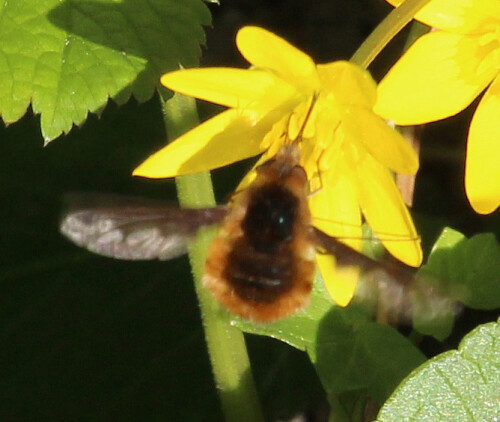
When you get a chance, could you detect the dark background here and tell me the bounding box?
[0,1,495,420]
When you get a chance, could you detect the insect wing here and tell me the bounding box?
[60,193,228,260]
[312,226,461,326]
[311,226,414,284]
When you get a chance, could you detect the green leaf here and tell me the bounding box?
[410,278,459,341]
[0,0,211,142]
[234,274,425,404]
[376,319,500,422]
[419,227,500,310]
[233,273,336,351]
[311,318,425,404]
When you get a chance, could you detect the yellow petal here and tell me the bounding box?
[316,254,359,307]
[348,147,423,267]
[385,0,500,33]
[310,158,362,307]
[317,61,377,108]
[161,68,294,109]
[236,26,319,90]
[341,106,419,175]
[375,31,497,125]
[309,162,362,251]
[465,76,500,213]
[133,109,264,177]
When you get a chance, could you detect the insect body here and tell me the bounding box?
[203,144,316,321]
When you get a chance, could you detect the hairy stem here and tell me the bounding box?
[160,91,264,422]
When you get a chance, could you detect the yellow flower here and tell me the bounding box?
[134,26,422,306]
[375,0,500,214]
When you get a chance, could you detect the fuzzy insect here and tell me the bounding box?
[60,141,420,322]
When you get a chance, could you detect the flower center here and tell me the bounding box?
[477,28,500,73]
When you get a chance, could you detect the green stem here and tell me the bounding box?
[327,393,351,422]
[160,91,264,422]
[350,0,432,68]
[403,20,431,51]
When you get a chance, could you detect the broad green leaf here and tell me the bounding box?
[311,319,425,404]
[376,319,500,422]
[0,0,211,142]
[410,276,459,341]
[234,273,425,404]
[233,272,337,351]
[419,227,500,310]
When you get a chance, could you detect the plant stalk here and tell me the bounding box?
[159,91,264,422]
[350,0,432,68]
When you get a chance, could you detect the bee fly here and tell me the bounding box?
[60,101,420,322]
[61,147,422,323]
[203,142,316,322]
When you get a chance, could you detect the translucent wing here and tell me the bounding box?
[60,193,228,260]
[311,226,414,283]
[311,226,461,326]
